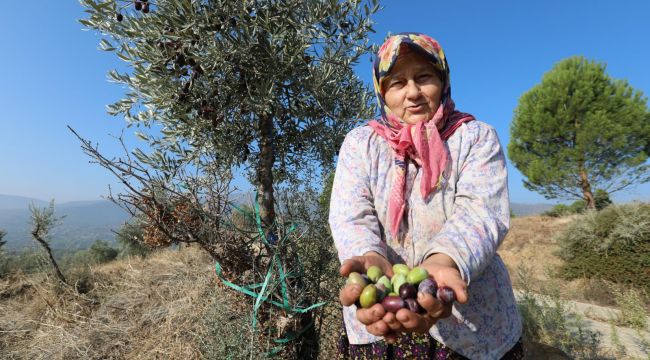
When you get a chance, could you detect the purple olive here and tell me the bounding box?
[436,286,456,304]
[381,295,405,313]
[417,278,438,296]
[399,283,417,299]
[404,298,423,313]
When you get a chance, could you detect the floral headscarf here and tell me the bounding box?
[368,33,475,239]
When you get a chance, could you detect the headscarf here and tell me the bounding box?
[368,33,475,239]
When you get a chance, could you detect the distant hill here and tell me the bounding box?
[0,195,131,251]
[510,202,554,217]
[0,195,48,210]
[0,194,553,250]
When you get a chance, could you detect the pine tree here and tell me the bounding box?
[509,56,650,208]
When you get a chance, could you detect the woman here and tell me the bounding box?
[329,33,523,359]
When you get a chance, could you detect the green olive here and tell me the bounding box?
[407,266,429,285]
[346,272,367,287]
[391,273,407,295]
[392,264,410,276]
[359,284,378,309]
[366,265,383,283]
[376,275,392,293]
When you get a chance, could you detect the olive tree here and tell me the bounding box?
[77,0,378,357]
[79,0,376,233]
[29,200,67,285]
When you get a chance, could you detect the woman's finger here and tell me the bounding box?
[382,311,404,331]
[395,308,432,333]
[446,281,468,304]
[366,319,391,337]
[417,292,453,319]
[339,284,362,306]
[437,304,453,319]
[356,303,386,325]
[416,292,444,315]
[339,257,365,277]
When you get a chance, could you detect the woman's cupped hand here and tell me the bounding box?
[338,252,468,343]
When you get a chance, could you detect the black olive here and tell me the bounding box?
[212,114,223,127]
[116,13,123,22]
[176,54,186,66]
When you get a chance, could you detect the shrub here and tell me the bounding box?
[568,199,587,214]
[87,240,118,263]
[0,249,48,277]
[594,189,613,210]
[543,204,572,217]
[59,241,119,271]
[558,203,650,293]
[610,285,648,331]
[0,229,6,252]
[516,266,608,359]
[543,199,586,217]
[116,223,151,258]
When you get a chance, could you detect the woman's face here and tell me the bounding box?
[382,51,443,125]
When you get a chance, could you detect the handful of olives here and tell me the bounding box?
[346,264,457,313]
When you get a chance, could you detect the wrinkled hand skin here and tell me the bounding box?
[384,253,468,339]
[339,252,469,343]
[339,251,394,306]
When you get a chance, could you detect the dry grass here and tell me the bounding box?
[0,246,252,359]
[2,214,646,359]
[500,215,619,307]
[500,215,574,283]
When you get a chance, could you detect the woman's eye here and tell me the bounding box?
[388,80,404,88]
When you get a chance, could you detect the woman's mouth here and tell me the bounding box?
[407,104,426,112]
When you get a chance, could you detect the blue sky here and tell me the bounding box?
[0,1,648,204]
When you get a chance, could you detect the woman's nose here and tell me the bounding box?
[405,80,421,99]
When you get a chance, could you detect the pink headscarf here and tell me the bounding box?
[368,33,475,239]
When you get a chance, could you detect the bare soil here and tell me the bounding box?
[500,215,617,307]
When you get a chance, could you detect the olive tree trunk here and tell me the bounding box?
[31,229,67,285]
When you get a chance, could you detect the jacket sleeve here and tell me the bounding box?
[329,129,386,263]
[420,124,510,285]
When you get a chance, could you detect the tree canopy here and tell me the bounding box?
[80,0,377,233]
[508,56,650,207]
